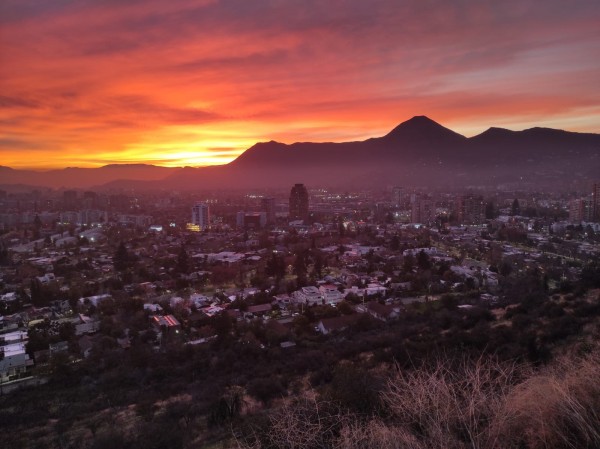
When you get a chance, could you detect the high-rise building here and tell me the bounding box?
[83,191,98,209]
[392,186,403,206]
[411,195,434,224]
[63,190,78,209]
[569,198,593,223]
[289,184,309,221]
[374,202,387,221]
[191,203,210,230]
[261,197,276,224]
[456,195,485,225]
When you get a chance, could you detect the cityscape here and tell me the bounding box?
[2,0,600,448]
[1,177,600,447]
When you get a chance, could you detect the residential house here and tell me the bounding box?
[293,286,323,305]
[0,353,33,383]
[317,314,360,335]
[365,301,401,321]
[319,285,344,305]
[244,303,272,319]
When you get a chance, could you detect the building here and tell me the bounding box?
[79,209,105,225]
[152,315,181,335]
[374,202,387,221]
[289,184,309,221]
[236,211,267,228]
[569,198,594,222]
[191,203,210,230]
[411,195,434,224]
[392,186,404,205]
[59,211,79,225]
[118,214,152,227]
[63,190,78,209]
[456,195,485,225]
[261,197,276,224]
[82,191,98,209]
[317,315,360,335]
[318,284,344,305]
[293,286,323,305]
[0,353,34,383]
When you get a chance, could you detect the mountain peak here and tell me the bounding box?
[405,115,438,124]
[228,140,288,166]
[383,115,466,143]
[475,126,514,137]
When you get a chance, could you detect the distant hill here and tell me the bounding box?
[2,116,599,190]
[0,164,180,189]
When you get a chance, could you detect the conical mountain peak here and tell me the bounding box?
[383,115,466,143]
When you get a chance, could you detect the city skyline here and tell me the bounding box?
[1,0,599,169]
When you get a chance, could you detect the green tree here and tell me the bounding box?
[512,199,521,216]
[403,253,415,272]
[390,235,400,251]
[176,244,189,274]
[0,242,10,266]
[313,252,324,278]
[485,201,495,219]
[417,250,431,271]
[293,251,307,284]
[33,214,42,239]
[266,252,286,279]
[113,242,129,271]
[30,279,47,307]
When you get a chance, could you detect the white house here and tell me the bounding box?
[293,286,323,305]
[319,285,344,305]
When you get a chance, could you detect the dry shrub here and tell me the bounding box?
[337,418,423,449]
[493,354,600,449]
[236,353,600,449]
[383,356,526,449]
[267,398,345,449]
[234,397,348,449]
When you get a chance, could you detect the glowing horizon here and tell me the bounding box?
[1,1,599,170]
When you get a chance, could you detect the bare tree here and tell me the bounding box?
[383,356,527,449]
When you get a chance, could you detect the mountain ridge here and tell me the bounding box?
[1,116,599,190]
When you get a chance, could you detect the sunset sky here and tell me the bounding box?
[1,0,599,169]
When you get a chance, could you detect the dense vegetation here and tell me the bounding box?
[2,277,600,448]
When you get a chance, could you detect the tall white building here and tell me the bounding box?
[191,203,210,230]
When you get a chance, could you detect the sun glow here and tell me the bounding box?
[1,1,598,169]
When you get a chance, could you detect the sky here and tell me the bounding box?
[1,0,599,170]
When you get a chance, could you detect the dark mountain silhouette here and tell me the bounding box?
[381,115,467,145]
[0,164,180,189]
[2,116,599,190]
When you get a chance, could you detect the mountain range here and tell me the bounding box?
[2,116,599,191]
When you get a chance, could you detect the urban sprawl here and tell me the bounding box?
[0,183,599,390]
